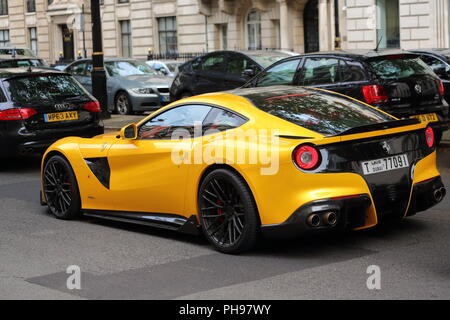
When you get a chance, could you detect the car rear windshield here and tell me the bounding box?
[0,59,46,68]
[244,89,394,135]
[5,74,87,103]
[368,55,434,80]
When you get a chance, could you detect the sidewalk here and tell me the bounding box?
[102,114,146,132]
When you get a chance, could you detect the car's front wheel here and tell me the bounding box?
[198,168,260,254]
[43,155,81,220]
[115,92,133,115]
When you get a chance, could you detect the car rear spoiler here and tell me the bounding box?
[332,118,420,137]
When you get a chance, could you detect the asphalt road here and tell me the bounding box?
[0,149,449,300]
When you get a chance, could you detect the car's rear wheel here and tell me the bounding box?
[43,155,81,220]
[115,92,133,115]
[198,169,260,254]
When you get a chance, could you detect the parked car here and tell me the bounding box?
[64,58,173,115]
[169,50,296,101]
[146,60,184,77]
[0,55,49,68]
[40,86,444,253]
[0,68,103,157]
[410,48,450,105]
[0,47,37,57]
[244,50,449,143]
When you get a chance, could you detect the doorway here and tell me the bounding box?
[303,0,319,53]
[61,24,74,61]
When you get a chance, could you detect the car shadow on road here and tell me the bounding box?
[79,210,430,258]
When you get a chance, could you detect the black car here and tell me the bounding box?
[0,68,103,157]
[410,49,450,105]
[0,55,49,68]
[244,50,449,142]
[169,50,295,101]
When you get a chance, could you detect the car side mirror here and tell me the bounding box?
[120,123,137,140]
[242,68,256,78]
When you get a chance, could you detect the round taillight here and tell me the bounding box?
[293,145,321,170]
[425,126,435,148]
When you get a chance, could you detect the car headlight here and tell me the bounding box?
[130,87,155,95]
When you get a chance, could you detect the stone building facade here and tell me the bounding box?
[1,0,450,64]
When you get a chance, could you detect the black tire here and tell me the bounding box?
[198,168,260,254]
[43,155,81,220]
[115,92,133,115]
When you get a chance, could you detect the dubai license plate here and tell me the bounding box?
[410,113,438,123]
[44,111,78,122]
[361,154,409,175]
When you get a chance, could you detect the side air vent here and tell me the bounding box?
[85,157,111,189]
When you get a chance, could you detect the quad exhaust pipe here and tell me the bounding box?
[433,187,446,203]
[306,214,321,227]
[306,211,338,227]
[323,211,338,226]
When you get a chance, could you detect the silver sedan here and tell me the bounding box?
[64,58,173,115]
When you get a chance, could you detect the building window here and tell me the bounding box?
[27,0,36,12]
[0,30,9,46]
[47,0,53,5]
[158,16,177,55]
[29,27,37,54]
[220,24,227,50]
[0,0,8,15]
[120,20,132,57]
[246,9,261,50]
[118,0,129,3]
[376,0,400,48]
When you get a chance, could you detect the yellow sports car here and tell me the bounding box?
[40,86,446,253]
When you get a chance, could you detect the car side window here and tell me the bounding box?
[202,108,247,134]
[298,58,339,86]
[420,55,450,78]
[226,54,259,76]
[201,54,226,72]
[138,105,212,140]
[339,60,367,82]
[256,59,300,87]
[67,63,87,76]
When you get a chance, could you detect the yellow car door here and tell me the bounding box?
[106,104,212,216]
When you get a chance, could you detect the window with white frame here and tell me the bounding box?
[29,27,37,54]
[246,9,261,50]
[0,30,9,46]
[0,0,8,15]
[158,16,178,55]
[376,0,400,48]
[120,20,132,57]
[220,24,228,50]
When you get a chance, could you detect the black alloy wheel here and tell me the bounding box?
[43,155,81,220]
[199,169,259,253]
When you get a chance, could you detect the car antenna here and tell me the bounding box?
[374,36,383,52]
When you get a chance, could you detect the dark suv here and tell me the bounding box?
[0,68,103,157]
[244,50,449,142]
